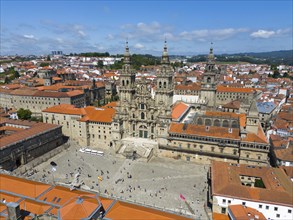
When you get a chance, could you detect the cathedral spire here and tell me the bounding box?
[208,42,215,63]
[161,39,170,65]
[124,40,131,64]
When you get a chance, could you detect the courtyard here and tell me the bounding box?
[21,140,210,219]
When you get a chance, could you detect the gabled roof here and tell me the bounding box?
[175,83,201,91]
[172,102,189,121]
[228,205,266,220]
[211,161,293,207]
[43,104,86,115]
[104,201,191,220]
[0,118,61,149]
[0,174,51,199]
[80,106,116,123]
[169,123,240,140]
[217,85,256,93]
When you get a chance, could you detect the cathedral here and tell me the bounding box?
[111,41,174,154]
[111,41,269,166]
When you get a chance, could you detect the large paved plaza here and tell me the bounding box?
[20,140,210,219]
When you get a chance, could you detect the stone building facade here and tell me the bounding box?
[0,118,63,170]
[0,88,86,116]
[42,103,116,149]
[111,41,173,150]
[110,43,269,165]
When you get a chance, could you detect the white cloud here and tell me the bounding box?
[40,20,88,39]
[134,43,144,49]
[179,28,248,41]
[250,28,292,39]
[119,21,172,42]
[107,34,114,40]
[250,30,275,38]
[77,30,86,37]
[23,34,36,39]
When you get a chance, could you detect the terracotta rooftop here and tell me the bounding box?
[0,174,192,220]
[0,174,51,199]
[172,102,189,121]
[0,117,61,149]
[38,185,94,206]
[169,123,240,140]
[43,104,86,115]
[80,106,116,123]
[211,161,293,207]
[43,104,116,123]
[104,201,192,220]
[217,85,256,93]
[243,125,268,144]
[228,205,267,220]
[175,83,201,91]
[212,212,230,220]
[273,142,293,162]
[281,166,293,179]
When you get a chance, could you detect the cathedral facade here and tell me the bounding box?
[110,42,269,165]
[111,41,174,151]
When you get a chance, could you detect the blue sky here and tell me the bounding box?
[1,0,292,55]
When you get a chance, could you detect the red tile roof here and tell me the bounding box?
[43,104,116,123]
[0,118,61,149]
[211,161,293,207]
[172,102,189,120]
[169,123,240,140]
[104,201,192,220]
[217,85,256,93]
[175,83,201,91]
[228,205,266,220]
[43,104,86,115]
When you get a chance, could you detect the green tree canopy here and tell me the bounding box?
[17,108,32,120]
[39,63,49,67]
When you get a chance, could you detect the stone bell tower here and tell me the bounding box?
[155,40,174,145]
[201,44,217,108]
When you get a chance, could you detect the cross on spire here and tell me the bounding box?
[124,39,130,64]
[161,39,169,64]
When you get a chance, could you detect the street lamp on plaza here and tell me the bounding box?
[50,161,57,185]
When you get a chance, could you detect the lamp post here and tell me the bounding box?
[50,161,57,185]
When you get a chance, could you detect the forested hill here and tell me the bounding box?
[187,50,293,65]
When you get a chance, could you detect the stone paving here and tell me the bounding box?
[23,140,210,219]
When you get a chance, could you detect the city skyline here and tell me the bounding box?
[1,0,292,56]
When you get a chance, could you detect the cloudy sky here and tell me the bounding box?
[1,0,292,56]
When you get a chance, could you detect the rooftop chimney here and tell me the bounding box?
[6,202,21,220]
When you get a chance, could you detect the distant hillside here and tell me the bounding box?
[187,50,293,65]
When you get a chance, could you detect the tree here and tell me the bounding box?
[97,60,104,69]
[40,63,49,67]
[14,71,20,78]
[4,76,10,84]
[272,70,281,78]
[17,108,32,120]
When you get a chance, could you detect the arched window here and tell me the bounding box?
[122,80,125,86]
[232,121,238,128]
[197,118,203,125]
[159,81,162,88]
[207,77,211,83]
[141,112,145,120]
[126,80,129,85]
[163,82,167,88]
[223,120,229,127]
[205,119,212,126]
[151,115,154,120]
[214,119,220,127]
